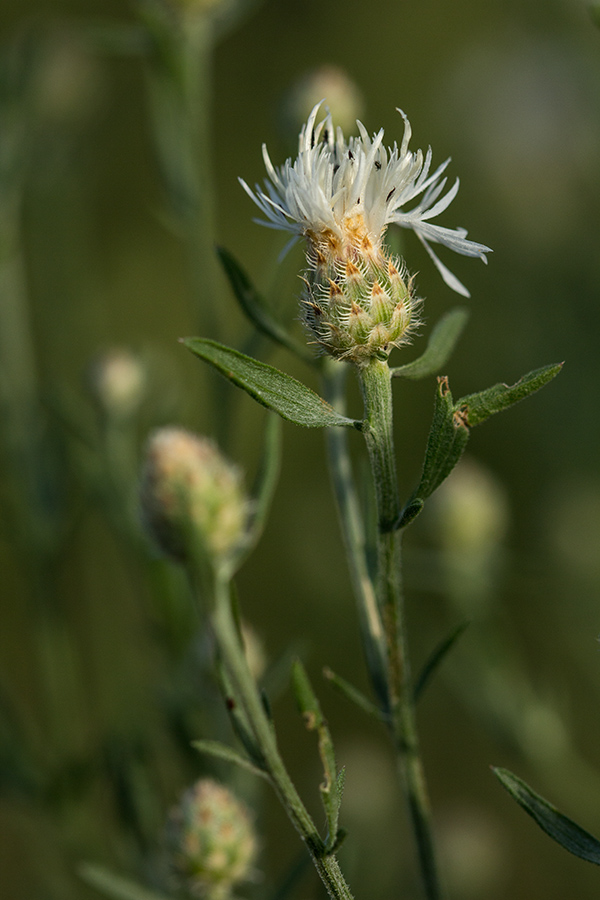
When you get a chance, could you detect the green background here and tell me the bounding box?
[2,1,600,898]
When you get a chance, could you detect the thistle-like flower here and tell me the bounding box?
[241,103,490,365]
[240,102,490,298]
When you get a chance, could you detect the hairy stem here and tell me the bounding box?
[195,569,355,900]
[358,358,444,900]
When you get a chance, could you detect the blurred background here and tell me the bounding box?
[1,0,600,898]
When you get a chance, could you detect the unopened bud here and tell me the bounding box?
[282,65,365,137]
[140,428,249,565]
[165,779,258,899]
[88,349,147,420]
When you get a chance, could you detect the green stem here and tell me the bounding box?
[321,359,387,706]
[357,359,444,900]
[196,569,355,900]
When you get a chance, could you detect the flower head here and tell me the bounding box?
[165,779,258,899]
[240,103,490,297]
[140,428,249,565]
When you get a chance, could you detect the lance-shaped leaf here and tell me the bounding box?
[456,363,563,426]
[323,667,387,723]
[397,376,469,528]
[291,660,344,850]
[492,767,600,865]
[391,308,469,380]
[217,246,315,364]
[414,621,469,701]
[193,739,269,780]
[183,338,361,429]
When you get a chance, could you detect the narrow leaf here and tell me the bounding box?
[217,247,315,363]
[192,739,269,780]
[183,338,360,429]
[392,308,469,379]
[79,864,171,900]
[457,363,563,426]
[323,667,387,722]
[492,767,600,865]
[291,660,341,848]
[398,376,469,528]
[414,622,469,701]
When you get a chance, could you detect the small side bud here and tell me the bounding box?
[165,779,258,900]
[281,65,365,137]
[140,428,249,565]
[88,349,146,420]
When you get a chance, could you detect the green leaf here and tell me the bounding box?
[183,338,361,429]
[192,739,269,780]
[291,660,342,849]
[392,308,469,380]
[492,767,600,865]
[323,667,387,723]
[414,622,469,702]
[457,363,563,426]
[217,247,315,364]
[79,864,171,900]
[398,376,469,528]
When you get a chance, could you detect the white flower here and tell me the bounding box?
[240,103,491,297]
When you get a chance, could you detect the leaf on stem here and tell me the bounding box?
[192,739,269,780]
[323,667,387,723]
[183,338,361,429]
[397,376,469,528]
[291,660,344,850]
[217,247,315,364]
[492,767,600,865]
[413,622,469,702]
[79,863,171,900]
[456,363,563,426]
[391,308,469,380]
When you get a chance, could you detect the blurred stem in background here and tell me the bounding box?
[140,0,221,337]
[0,33,86,763]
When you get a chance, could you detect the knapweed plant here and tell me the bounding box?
[135,102,563,900]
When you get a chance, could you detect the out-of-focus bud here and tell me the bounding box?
[433,458,509,554]
[282,65,365,137]
[34,34,105,127]
[430,458,509,613]
[140,428,249,565]
[88,349,147,420]
[436,805,507,899]
[165,778,258,899]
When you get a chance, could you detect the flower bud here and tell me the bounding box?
[282,65,365,137]
[88,349,147,420]
[140,428,249,565]
[165,779,258,899]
